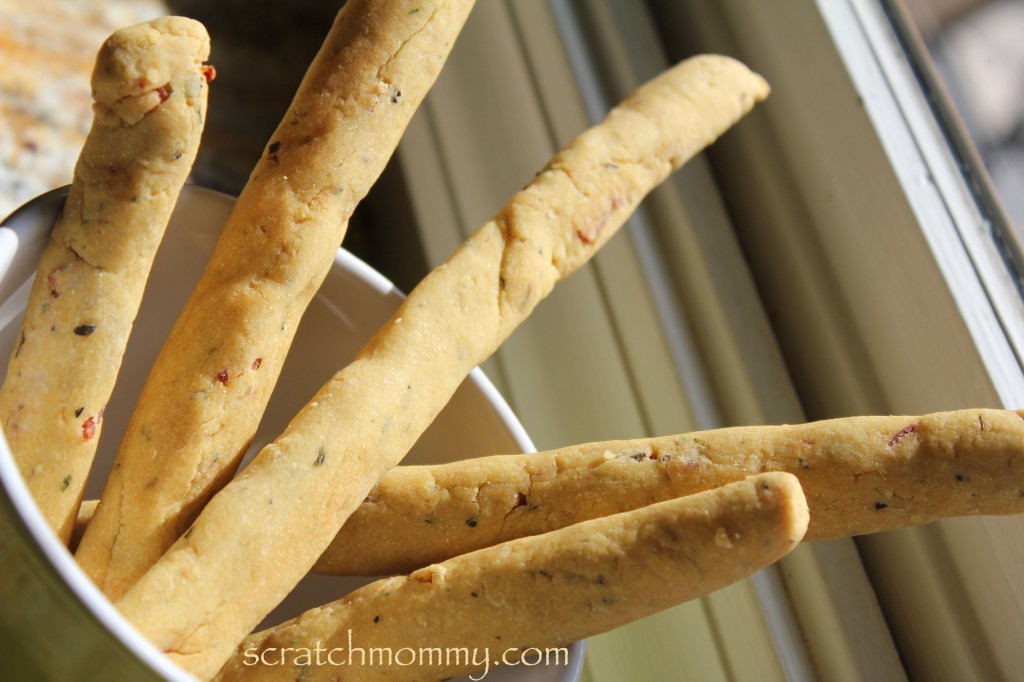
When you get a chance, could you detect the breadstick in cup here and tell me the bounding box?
[313,408,1024,575]
[116,54,769,680]
[214,473,808,682]
[0,17,211,544]
[69,408,1023,571]
[75,0,476,599]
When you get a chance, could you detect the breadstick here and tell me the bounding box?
[115,55,770,679]
[314,408,1024,575]
[0,16,211,544]
[214,472,807,682]
[75,0,476,599]
[69,408,1021,572]
[70,499,97,553]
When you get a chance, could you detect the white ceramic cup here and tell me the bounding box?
[0,185,585,682]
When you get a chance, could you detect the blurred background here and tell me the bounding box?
[904,0,1024,234]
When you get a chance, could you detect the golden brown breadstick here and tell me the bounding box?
[69,408,1020,571]
[0,16,211,544]
[75,0,476,599]
[214,473,808,682]
[69,499,97,553]
[314,408,1024,575]
[115,55,769,679]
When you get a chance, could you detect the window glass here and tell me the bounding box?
[903,0,1024,238]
